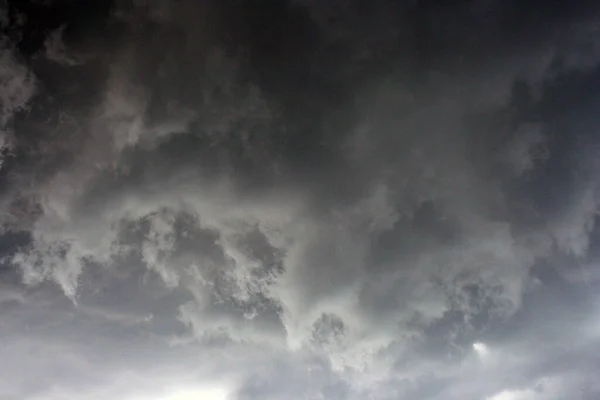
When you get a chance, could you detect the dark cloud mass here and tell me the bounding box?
[1,0,600,399]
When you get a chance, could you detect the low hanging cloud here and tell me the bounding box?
[1,0,600,399]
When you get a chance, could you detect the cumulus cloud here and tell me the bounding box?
[1,0,600,399]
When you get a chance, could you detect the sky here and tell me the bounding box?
[1,0,600,399]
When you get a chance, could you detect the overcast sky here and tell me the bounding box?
[1,0,600,399]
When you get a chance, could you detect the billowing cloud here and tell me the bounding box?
[0,0,600,399]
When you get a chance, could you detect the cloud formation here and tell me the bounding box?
[1,0,600,399]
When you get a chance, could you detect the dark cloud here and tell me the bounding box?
[1,0,600,399]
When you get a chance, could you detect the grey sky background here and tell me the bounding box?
[1,0,600,399]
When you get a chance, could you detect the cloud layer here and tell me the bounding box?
[1,0,600,399]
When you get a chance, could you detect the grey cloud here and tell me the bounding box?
[1,0,600,399]
[0,32,36,169]
[0,39,35,125]
[43,25,86,67]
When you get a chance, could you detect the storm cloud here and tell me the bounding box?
[1,0,600,399]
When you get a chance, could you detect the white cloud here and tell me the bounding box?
[159,387,230,400]
[473,342,490,357]
[486,376,585,400]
